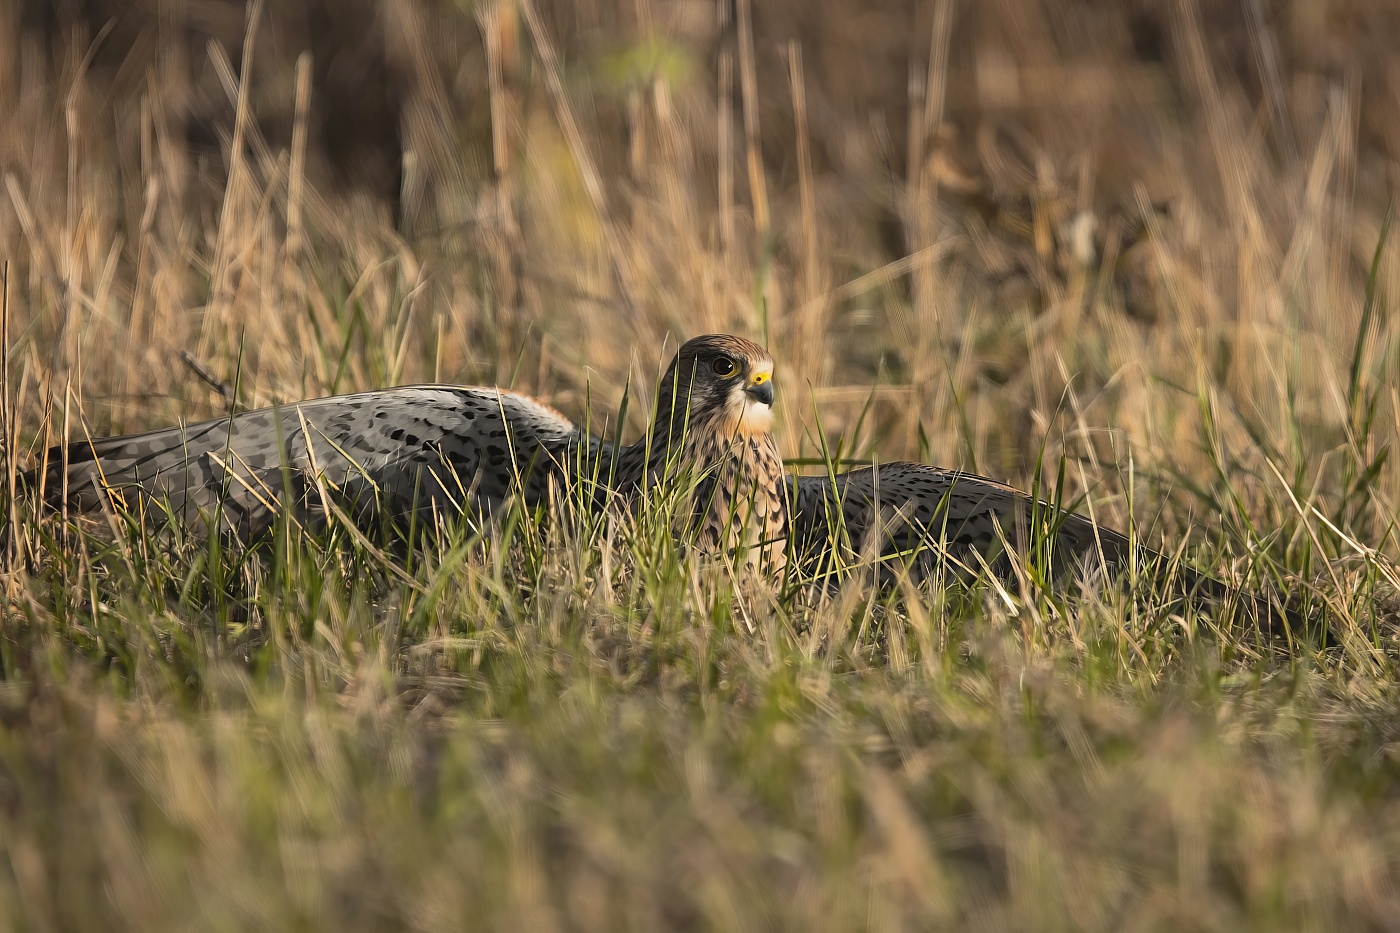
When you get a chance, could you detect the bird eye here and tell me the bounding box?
[711,357,737,377]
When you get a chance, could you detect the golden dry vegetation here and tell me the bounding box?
[3,1,1400,929]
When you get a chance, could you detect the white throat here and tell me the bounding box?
[737,398,775,435]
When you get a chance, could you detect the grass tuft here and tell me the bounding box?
[5,2,1400,928]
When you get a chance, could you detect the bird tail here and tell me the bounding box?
[20,437,90,510]
[25,431,166,512]
[21,416,243,516]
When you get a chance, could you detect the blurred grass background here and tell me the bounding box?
[4,0,1400,928]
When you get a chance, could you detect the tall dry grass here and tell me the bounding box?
[5,1,1400,531]
[3,1,1400,929]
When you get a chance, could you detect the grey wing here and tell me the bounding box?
[788,461,1132,582]
[36,386,588,537]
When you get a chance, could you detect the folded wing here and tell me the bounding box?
[788,460,1133,582]
[787,460,1305,635]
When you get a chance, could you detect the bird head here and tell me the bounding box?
[655,334,775,440]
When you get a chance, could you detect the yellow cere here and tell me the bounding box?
[750,370,771,386]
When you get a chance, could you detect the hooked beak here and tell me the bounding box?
[745,380,775,407]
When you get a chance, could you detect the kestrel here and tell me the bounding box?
[34,335,789,567]
[31,333,1300,630]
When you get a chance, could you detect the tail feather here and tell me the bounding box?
[24,415,292,536]
[22,386,589,538]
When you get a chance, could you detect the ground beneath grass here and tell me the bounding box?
[2,513,1398,931]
